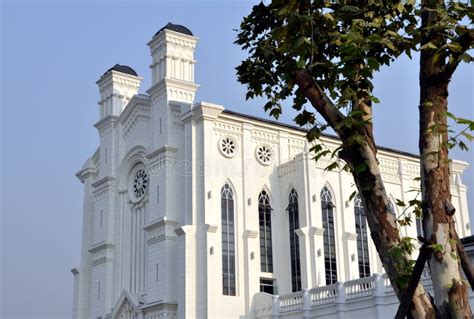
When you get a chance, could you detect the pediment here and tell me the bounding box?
[112,291,139,319]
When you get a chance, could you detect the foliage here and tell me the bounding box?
[236,1,473,314]
[236,0,473,154]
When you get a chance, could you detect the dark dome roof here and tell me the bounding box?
[102,64,138,77]
[155,22,193,37]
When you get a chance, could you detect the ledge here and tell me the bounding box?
[88,242,114,254]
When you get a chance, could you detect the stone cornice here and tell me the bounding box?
[92,176,116,189]
[313,227,325,236]
[147,78,199,99]
[146,146,177,160]
[75,166,97,183]
[143,216,178,232]
[187,101,224,122]
[145,218,178,245]
[94,115,118,135]
[119,94,151,125]
[245,230,259,239]
[206,224,218,233]
[450,159,469,174]
[147,28,198,54]
[147,146,178,175]
[88,242,114,254]
[345,232,358,241]
[96,70,143,89]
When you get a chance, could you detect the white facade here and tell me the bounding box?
[71,24,472,319]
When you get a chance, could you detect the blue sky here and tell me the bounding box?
[1,1,472,318]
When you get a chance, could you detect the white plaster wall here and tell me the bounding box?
[73,26,472,319]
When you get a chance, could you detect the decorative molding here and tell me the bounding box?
[92,176,116,201]
[123,109,151,139]
[213,121,242,140]
[75,165,97,183]
[148,28,197,55]
[245,230,259,239]
[96,70,142,89]
[94,115,118,135]
[251,129,279,145]
[206,224,218,233]
[89,242,114,266]
[345,232,358,241]
[147,79,198,104]
[145,217,178,245]
[88,242,114,254]
[314,227,325,236]
[147,146,177,175]
[141,301,178,319]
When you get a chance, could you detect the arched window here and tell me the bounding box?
[321,187,337,284]
[354,195,371,278]
[221,184,235,295]
[388,201,397,218]
[288,189,301,292]
[416,216,423,238]
[259,190,273,273]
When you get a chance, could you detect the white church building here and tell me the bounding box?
[71,23,472,319]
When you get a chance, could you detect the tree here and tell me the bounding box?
[235,1,473,318]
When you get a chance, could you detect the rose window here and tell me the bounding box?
[256,145,272,165]
[219,137,236,158]
[133,169,148,200]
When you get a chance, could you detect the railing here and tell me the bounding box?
[254,273,474,318]
[309,284,338,306]
[345,276,375,300]
[383,274,394,294]
[279,291,304,312]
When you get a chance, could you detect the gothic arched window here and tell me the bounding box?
[259,190,273,273]
[321,187,338,285]
[388,201,397,218]
[288,189,301,292]
[221,183,236,295]
[354,195,371,278]
[416,216,423,238]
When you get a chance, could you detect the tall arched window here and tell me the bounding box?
[388,201,397,218]
[416,217,423,238]
[321,187,337,285]
[354,195,370,278]
[259,190,273,273]
[221,184,235,295]
[288,189,301,292]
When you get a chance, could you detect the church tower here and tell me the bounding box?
[147,23,199,149]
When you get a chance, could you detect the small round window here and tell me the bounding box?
[256,145,273,165]
[132,169,148,200]
[219,136,237,158]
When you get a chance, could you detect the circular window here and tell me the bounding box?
[132,169,148,201]
[256,145,273,165]
[219,136,237,158]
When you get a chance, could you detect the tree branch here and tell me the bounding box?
[395,243,431,319]
[454,232,474,291]
[443,29,474,78]
[294,69,347,136]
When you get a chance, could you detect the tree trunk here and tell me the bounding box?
[294,69,436,318]
[419,1,472,317]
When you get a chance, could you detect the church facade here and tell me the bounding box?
[71,24,472,319]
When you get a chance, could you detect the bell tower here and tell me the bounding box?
[147,23,199,149]
[96,64,142,120]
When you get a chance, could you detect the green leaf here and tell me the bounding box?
[396,199,406,207]
[429,243,444,253]
[296,59,306,69]
[420,42,438,50]
[324,161,339,172]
